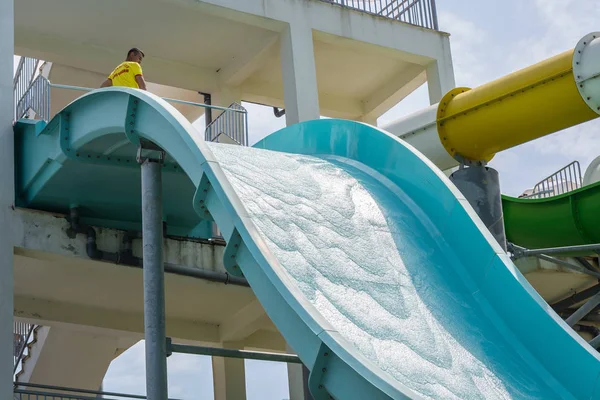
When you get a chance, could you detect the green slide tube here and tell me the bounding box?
[502,181,600,254]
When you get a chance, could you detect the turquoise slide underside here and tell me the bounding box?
[14,88,600,399]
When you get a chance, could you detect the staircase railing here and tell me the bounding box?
[15,74,51,122]
[531,161,583,199]
[315,0,438,30]
[204,103,249,146]
[13,57,41,122]
[13,322,36,376]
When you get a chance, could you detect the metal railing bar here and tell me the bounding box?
[14,383,182,400]
[513,243,600,257]
[169,341,302,364]
[48,81,245,114]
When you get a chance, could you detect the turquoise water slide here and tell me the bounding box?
[14,88,600,399]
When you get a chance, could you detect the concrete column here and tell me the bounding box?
[0,0,14,397]
[212,342,246,400]
[280,23,320,126]
[357,116,378,127]
[286,344,312,400]
[426,38,455,104]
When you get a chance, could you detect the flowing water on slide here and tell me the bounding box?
[207,142,560,399]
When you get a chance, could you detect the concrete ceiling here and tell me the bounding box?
[15,0,276,72]
[15,0,429,120]
[14,248,283,349]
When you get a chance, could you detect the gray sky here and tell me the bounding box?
[102,0,600,398]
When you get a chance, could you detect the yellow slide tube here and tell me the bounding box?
[436,49,598,162]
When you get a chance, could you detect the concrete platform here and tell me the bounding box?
[14,0,454,121]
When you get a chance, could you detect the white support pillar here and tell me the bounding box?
[212,342,247,400]
[280,23,320,126]
[426,39,456,104]
[357,116,378,127]
[0,0,14,397]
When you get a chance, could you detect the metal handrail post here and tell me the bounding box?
[138,146,168,400]
[430,0,439,30]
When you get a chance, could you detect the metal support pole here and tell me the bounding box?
[589,334,600,349]
[139,148,168,400]
[514,243,600,257]
[565,292,600,327]
[450,164,507,250]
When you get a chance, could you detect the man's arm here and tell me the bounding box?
[100,78,112,88]
[135,75,147,90]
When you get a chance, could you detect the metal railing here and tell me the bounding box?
[13,57,42,122]
[13,74,249,146]
[204,103,249,146]
[316,0,439,30]
[531,161,583,198]
[15,74,51,122]
[13,322,36,376]
[14,383,182,400]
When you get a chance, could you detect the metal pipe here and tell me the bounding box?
[141,159,169,400]
[169,342,302,364]
[518,243,600,257]
[48,80,243,114]
[200,92,212,125]
[589,333,600,349]
[536,254,600,279]
[551,284,600,312]
[66,208,249,287]
[565,292,600,327]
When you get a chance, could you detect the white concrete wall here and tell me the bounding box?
[18,325,134,390]
[0,0,14,397]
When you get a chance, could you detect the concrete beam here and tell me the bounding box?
[219,300,269,342]
[15,29,219,93]
[242,330,287,352]
[191,0,450,61]
[13,208,225,272]
[0,0,14,396]
[241,80,362,119]
[362,64,426,120]
[217,35,279,87]
[14,295,221,343]
[280,23,320,125]
[426,40,456,103]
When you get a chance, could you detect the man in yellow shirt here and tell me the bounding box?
[101,48,147,90]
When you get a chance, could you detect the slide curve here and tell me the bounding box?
[15,88,600,399]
